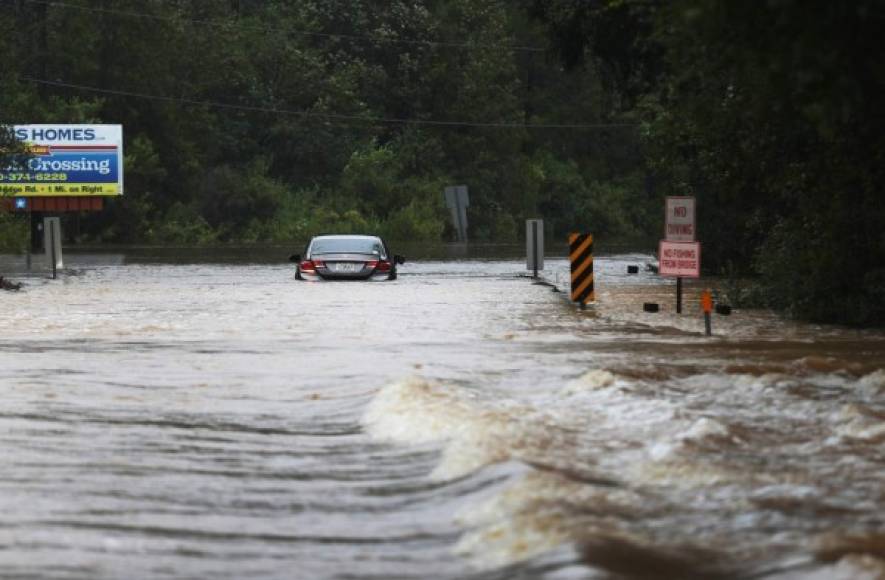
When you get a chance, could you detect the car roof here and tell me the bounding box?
[311,234,382,241]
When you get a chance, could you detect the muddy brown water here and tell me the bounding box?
[0,250,883,579]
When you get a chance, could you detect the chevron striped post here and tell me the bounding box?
[569,233,595,308]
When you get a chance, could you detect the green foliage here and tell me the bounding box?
[537,0,885,325]
[147,202,217,245]
[0,214,28,253]
[18,0,882,328]
[195,160,286,241]
[381,198,446,242]
[1,0,648,254]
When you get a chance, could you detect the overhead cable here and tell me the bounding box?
[22,77,638,130]
[18,0,547,53]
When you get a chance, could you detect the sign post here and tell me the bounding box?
[526,219,544,278]
[444,185,469,243]
[661,197,698,313]
[43,217,62,278]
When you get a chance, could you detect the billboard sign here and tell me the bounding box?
[659,240,701,278]
[1,125,123,197]
[665,196,695,241]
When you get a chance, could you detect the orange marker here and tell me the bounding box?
[701,289,713,314]
[701,288,713,335]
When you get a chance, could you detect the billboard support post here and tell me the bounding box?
[26,208,32,270]
[43,217,62,279]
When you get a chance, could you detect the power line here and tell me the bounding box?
[22,77,638,130]
[17,0,547,53]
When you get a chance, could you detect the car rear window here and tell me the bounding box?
[311,238,383,256]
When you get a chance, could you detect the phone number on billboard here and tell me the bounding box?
[0,173,69,182]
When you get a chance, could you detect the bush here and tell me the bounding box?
[147,202,216,245]
[195,160,285,241]
[0,213,27,253]
[381,198,445,241]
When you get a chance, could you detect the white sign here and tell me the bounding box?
[665,196,695,241]
[659,240,701,278]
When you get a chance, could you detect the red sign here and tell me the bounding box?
[659,240,701,278]
[665,196,696,241]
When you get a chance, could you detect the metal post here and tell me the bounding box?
[44,217,62,279]
[531,220,538,279]
[676,277,683,314]
[50,220,57,279]
[26,209,32,271]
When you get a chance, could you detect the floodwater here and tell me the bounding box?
[0,250,883,579]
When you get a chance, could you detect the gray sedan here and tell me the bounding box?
[290,235,405,281]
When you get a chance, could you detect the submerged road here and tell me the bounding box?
[0,255,883,579]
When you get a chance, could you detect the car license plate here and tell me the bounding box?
[330,262,360,273]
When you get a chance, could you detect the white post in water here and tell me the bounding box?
[526,219,544,279]
[43,217,63,279]
[444,185,470,242]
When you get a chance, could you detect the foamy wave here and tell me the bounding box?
[453,472,644,569]
[454,509,578,568]
[362,377,491,445]
[455,471,644,528]
[363,377,580,480]
[648,417,740,462]
[803,556,885,580]
[859,369,885,399]
[560,369,616,396]
[634,460,761,486]
[811,532,885,580]
[682,417,731,440]
[732,373,792,391]
[833,404,885,443]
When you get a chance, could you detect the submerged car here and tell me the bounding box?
[290,235,405,281]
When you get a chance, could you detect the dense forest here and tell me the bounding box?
[1,1,883,326]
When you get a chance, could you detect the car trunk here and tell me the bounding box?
[313,253,378,279]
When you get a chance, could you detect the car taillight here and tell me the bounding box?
[374,260,392,272]
[300,260,316,271]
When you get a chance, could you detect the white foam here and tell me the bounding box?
[785,555,885,580]
[750,484,820,502]
[362,376,485,445]
[455,471,643,528]
[732,373,791,391]
[560,370,616,396]
[858,369,885,400]
[680,417,733,441]
[452,472,638,568]
[832,404,885,443]
[363,377,576,480]
[647,416,738,463]
[454,510,577,569]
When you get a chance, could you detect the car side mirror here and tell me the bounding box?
[289,254,301,263]
[394,255,406,265]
